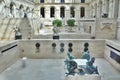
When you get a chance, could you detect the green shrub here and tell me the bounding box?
[52,19,62,27]
[67,19,75,27]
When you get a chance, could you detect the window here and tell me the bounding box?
[19,5,24,10]
[70,7,75,18]
[61,0,65,3]
[40,7,45,18]
[60,7,65,18]
[81,7,85,17]
[50,7,55,17]
[81,0,85,3]
[40,0,44,3]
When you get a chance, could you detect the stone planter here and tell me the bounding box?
[67,26,76,32]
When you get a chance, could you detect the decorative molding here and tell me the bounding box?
[100,22,113,30]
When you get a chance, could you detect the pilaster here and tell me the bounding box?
[75,7,80,20]
[55,6,60,19]
[45,6,50,19]
[65,6,70,20]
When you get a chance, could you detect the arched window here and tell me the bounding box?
[70,7,75,18]
[60,6,65,18]
[81,0,85,3]
[40,0,44,3]
[40,7,45,18]
[50,7,55,17]
[61,0,65,3]
[81,7,85,17]
[19,4,24,10]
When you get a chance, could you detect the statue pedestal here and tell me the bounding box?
[53,34,59,39]
[15,33,22,40]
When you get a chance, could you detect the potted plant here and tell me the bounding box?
[67,19,75,32]
[52,19,62,34]
[52,19,62,27]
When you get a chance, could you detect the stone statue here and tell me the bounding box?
[13,26,22,39]
[40,23,43,30]
[83,57,99,74]
[64,59,77,76]
[13,26,21,35]
[52,24,59,35]
[81,48,90,61]
[67,52,75,60]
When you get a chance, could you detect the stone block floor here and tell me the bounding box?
[0,58,120,80]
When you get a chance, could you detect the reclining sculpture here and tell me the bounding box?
[82,57,99,74]
[67,52,75,60]
[64,59,77,76]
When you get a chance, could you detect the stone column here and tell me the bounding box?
[109,0,114,18]
[96,2,101,18]
[103,0,107,14]
[55,6,60,19]
[79,6,81,18]
[34,6,40,17]
[105,0,109,16]
[99,1,102,18]
[15,5,19,18]
[0,2,4,18]
[111,0,115,18]
[117,2,120,40]
[95,4,97,18]
[75,7,80,21]
[85,6,87,18]
[93,6,96,17]
[101,0,105,15]
[65,6,70,20]
[113,0,119,19]
[118,0,120,19]
[90,7,92,18]
[12,5,17,17]
[0,2,4,13]
[45,6,50,19]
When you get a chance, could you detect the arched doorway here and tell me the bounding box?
[40,7,45,18]
[60,6,65,18]
[70,6,75,18]
[19,4,24,10]
[80,7,85,17]
[50,7,55,17]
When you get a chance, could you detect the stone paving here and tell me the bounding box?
[0,59,120,80]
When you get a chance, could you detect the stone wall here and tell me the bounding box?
[0,41,20,73]
[33,34,91,39]
[0,18,21,40]
[18,39,105,59]
[96,19,117,39]
[104,40,120,71]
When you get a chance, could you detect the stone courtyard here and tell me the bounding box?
[0,0,120,80]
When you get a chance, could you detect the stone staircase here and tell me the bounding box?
[0,18,41,41]
[0,18,21,40]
